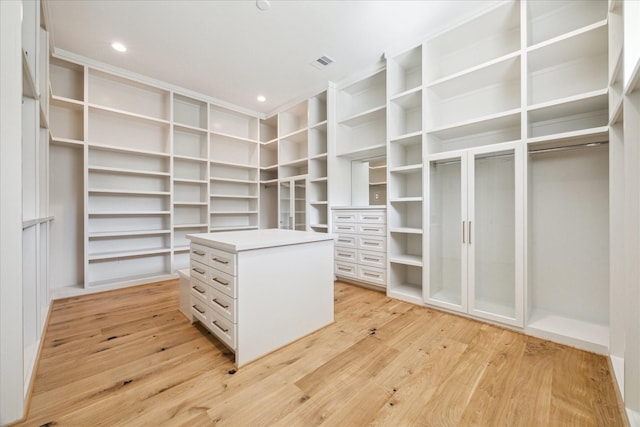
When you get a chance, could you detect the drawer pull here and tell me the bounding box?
[212,298,229,309]
[363,216,378,220]
[192,285,205,294]
[212,257,229,265]
[338,252,353,257]
[363,228,379,232]
[192,250,205,256]
[337,226,351,230]
[363,242,379,246]
[337,216,351,219]
[337,239,351,243]
[363,257,379,262]
[364,272,380,278]
[212,277,229,287]
[192,305,205,314]
[213,320,229,333]
[192,267,205,275]
[338,267,351,272]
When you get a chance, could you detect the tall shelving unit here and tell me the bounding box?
[259,115,278,228]
[172,94,209,270]
[85,69,173,287]
[524,0,610,354]
[386,44,424,304]
[47,54,266,293]
[308,91,330,233]
[19,0,52,411]
[259,90,329,233]
[209,106,260,232]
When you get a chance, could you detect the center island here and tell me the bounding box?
[185,229,335,367]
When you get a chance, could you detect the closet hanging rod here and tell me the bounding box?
[528,141,608,155]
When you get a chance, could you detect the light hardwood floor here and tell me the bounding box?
[15,280,626,426]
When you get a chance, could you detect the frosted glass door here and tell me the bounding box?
[427,154,467,312]
[468,147,521,324]
[279,181,291,229]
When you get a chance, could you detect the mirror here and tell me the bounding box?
[351,157,386,206]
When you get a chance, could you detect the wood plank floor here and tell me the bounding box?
[16,280,626,426]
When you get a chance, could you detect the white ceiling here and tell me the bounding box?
[46,0,499,116]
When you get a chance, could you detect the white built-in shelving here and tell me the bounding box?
[523,0,611,353]
[259,90,329,233]
[385,43,424,304]
[336,69,387,159]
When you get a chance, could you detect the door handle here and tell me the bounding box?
[462,221,466,244]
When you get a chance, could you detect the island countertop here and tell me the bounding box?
[187,228,335,253]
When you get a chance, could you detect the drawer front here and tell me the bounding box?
[209,268,236,298]
[207,310,236,349]
[208,247,236,276]
[358,249,387,269]
[190,260,209,284]
[190,243,209,263]
[333,223,357,234]
[209,286,236,323]
[357,235,387,252]
[358,223,386,236]
[357,265,387,286]
[357,211,386,224]
[335,261,357,279]
[190,296,209,324]
[190,277,209,304]
[334,234,356,249]
[334,247,357,263]
[332,212,357,223]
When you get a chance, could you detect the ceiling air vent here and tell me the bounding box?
[311,55,334,70]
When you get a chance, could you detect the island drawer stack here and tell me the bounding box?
[189,242,237,350]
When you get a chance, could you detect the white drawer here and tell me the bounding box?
[207,247,236,276]
[334,234,356,249]
[209,285,236,323]
[207,309,236,350]
[333,223,357,234]
[190,243,209,263]
[209,267,236,298]
[334,261,357,279]
[358,223,386,236]
[357,265,387,286]
[357,211,386,224]
[190,277,209,304]
[334,247,357,263]
[190,297,208,324]
[358,249,387,269]
[190,260,208,284]
[332,212,357,223]
[357,235,386,252]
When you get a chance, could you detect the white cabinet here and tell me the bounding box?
[186,229,334,367]
[426,142,523,327]
[333,208,387,289]
[279,177,307,231]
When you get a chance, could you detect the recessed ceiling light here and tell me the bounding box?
[257,95,266,103]
[256,0,270,11]
[111,42,127,53]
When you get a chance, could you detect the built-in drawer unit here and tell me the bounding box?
[332,207,387,289]
[189,244,238,350]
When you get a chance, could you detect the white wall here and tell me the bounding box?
[0,0,25,424]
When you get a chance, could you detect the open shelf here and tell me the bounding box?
[388,44,422,98]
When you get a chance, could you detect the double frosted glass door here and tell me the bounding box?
[279,178,307,231]
[426,142,522,327]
